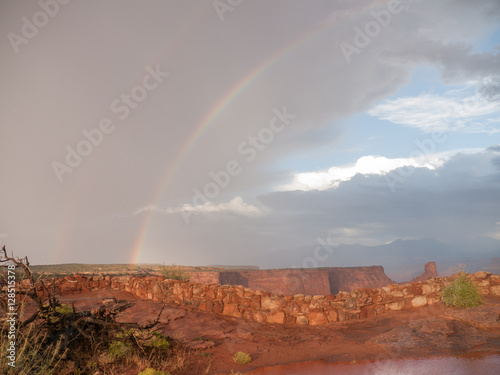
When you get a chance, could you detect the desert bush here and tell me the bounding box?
[107,340,133,359]
[54,304,73,315]
[232,351,251,365]
[148,332,171,349]
[441,268,483,308]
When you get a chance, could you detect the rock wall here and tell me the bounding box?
[24,271,500,326]
[188,266,393,295]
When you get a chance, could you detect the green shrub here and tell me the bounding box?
[441,270,483,308]
[107,340,133,359]
[138,368,170,375]
[232,351,251,365]
[54,304,73,315]
[147,332,171,349]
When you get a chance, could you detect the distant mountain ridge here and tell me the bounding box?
[256,237,500,282]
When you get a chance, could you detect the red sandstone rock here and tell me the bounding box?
[261,296,287,311]
[228,292,241,304]
[411,295,427,308]
[490,285,500,296]
[360,305,375,319]
[222,304,242,318]
[250,295,261,309]
[115,301,164,326]
[410,262,439,283]
[253,311,267,323]
[212,301,223,314]
[267,311,286,324]
[285,301,302,315]
[473,271,491,279]
[326,309,339,322]
[374,304,385,315]
[386,300,406,311]
[308,312,327,325]
[206,288,216,300]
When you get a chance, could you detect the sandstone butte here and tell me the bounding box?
[188,264,399,295]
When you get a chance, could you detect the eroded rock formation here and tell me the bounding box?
[410,262,438,283]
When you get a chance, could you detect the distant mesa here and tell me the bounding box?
[189,266,394,295]
[188,263,440,295]
[207,265,260,270]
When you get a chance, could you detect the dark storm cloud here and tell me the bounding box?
[1,0,499,265]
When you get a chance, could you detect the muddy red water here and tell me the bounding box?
[248,352,500,375]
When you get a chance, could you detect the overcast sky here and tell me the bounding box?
[1,0,500,267]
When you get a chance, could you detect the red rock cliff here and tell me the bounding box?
[189,266,393,295]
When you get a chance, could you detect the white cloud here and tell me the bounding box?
[279,149,482,191]
[134,196,265,218]
[368,89,500,133]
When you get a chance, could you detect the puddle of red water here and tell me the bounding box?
[247,352,500,375]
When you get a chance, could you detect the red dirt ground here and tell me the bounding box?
[18,290,500,374]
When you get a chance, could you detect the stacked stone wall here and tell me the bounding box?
[22,271,500,326]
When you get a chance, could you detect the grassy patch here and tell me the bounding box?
[0,320,67,374]
[441,269,483,308]
[147,332,171,349]
[138,368,170,375]
[159,265,190,281]
[107,341,133,359]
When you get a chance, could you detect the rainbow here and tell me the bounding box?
[50,9,208,264]
[129,0,394,264]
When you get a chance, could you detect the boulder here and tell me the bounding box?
[411,296,427,308]
[490,285,500,296]
[267,311,286,324]
[308,312,328,325]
